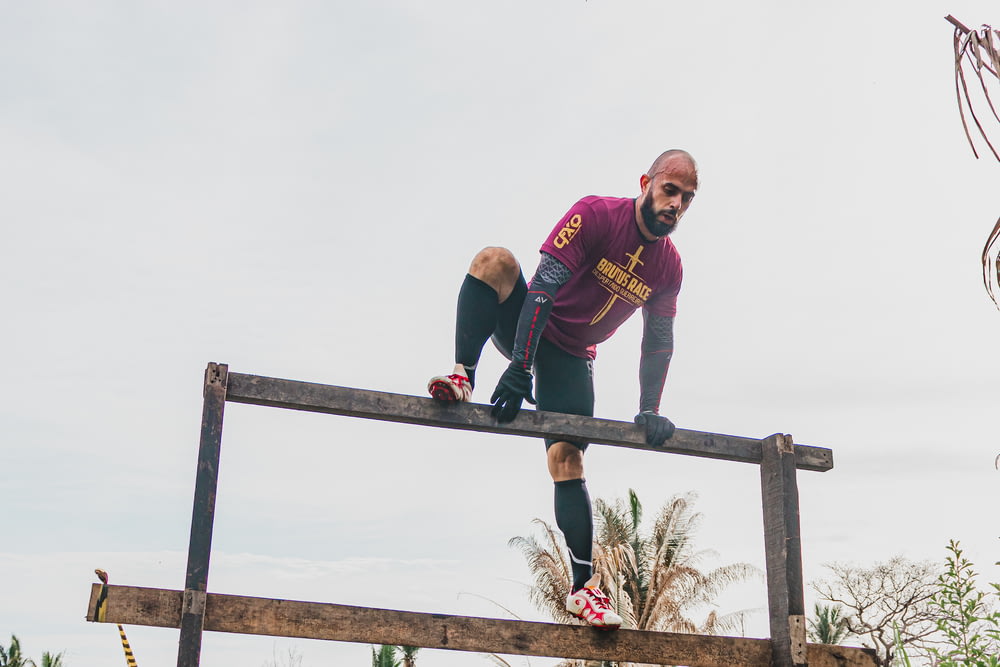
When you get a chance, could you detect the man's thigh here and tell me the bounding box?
[534,338,594,452]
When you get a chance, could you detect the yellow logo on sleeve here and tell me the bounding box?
[553,214,582,248]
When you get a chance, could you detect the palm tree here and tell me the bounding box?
[398,645,419,667]
[0,635,33,667]
[510,489,760,640]
[807,603,850,645]
[371,644,400,667]
[594,490,759,635]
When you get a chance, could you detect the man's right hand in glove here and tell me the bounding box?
[490,364,537,423]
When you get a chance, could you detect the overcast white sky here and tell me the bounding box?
[3,2,1000,666]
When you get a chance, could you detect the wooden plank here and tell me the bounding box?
[760,434,807,667]
[87,585,876,667]
[177,363,229,667]
[224,372,833,472]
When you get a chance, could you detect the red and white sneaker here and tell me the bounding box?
[565,575,622,630]
[427,370,473,402]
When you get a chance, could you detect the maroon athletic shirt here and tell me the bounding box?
[538,195,683,360]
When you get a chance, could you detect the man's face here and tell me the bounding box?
[638,160,698,239]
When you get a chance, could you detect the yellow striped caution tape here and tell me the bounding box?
[95,569,139,667]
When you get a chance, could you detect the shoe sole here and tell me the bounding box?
[568,611,620,631]
[429,380,462,402]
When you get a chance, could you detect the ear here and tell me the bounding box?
[639,173,651,192]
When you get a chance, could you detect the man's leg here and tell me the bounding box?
[429,247,522,400]
[548,443,592,591]
[535,341,621,629]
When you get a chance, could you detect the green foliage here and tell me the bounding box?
[0,635,53,667]
[37,654,63,667]
[371,644,399,667]
[927,540,1000,667]
[892,624,913,667]
[0,635,32,667]
[807,603,850,645]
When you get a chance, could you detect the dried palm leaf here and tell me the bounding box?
[946,15,1000,160]
[982,215,1000,308]
[946,17,1000,310]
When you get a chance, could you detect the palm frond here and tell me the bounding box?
[508,519,576,623]
[981,215,1000,309]
[948,16,1000,160]
[945,18,1000,311]
[511,490,761,640]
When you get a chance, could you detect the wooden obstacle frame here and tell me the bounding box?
[85,363,876,667]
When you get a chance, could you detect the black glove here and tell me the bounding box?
[634,411,675,447]
[490,364,537,423]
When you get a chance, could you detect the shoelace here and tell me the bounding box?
[584,587,614,609]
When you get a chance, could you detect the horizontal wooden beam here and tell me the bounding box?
[224,372,833,471]
[87,585,874,667]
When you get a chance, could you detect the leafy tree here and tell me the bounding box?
[371,644,399,667]
[927,540,1000,666]
[509,489,759,639]
[807,603,850,645]
[812,556,940,666]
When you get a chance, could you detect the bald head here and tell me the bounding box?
[647,150,698,186]
[635,149,699,240]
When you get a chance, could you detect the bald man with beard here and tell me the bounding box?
[428,150,699,630]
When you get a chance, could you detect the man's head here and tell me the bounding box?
[636,150,698,240]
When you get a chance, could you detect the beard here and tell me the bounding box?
[639,193,678,238]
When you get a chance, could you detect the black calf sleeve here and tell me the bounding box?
[455,274,499,387]
[554,478,594,591]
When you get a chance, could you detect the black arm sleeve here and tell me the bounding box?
[639,310,674,413]
[509,253,572,371]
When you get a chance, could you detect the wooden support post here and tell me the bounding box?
[761,433,807,667]
[98,365,865,667]
[177,363,229,667]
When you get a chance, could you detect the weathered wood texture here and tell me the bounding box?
[761,434,807,667]
[87,585,876,667]
[225,372,833,471]
[178,363,228,667]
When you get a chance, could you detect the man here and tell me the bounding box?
[428,150,698,630]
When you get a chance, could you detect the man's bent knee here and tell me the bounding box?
[469,247,520,302]
[547,441,585,481]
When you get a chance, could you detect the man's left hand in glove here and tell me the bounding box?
[634,411,675,447]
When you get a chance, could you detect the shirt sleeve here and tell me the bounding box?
[539,198,610,274]
[642,255,683,318]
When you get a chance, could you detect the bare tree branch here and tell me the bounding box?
[812,557,942,667]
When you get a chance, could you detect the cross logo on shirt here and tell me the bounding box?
[589,245,651,326]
